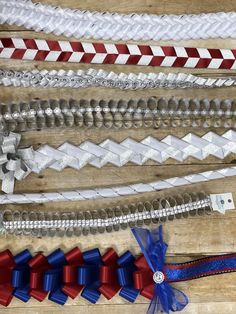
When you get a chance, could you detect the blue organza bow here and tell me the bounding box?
[132,226,188,314]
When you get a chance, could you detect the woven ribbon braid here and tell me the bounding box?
[1,1,236,41]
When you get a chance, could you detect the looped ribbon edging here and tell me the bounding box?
[1,227,236,313]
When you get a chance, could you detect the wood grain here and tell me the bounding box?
[1,0,236,313]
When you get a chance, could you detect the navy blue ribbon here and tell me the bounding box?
[12,249,32,303]
[117,250,139,302]
[165,254,236,282]
[132,226,188,314]
[79,248,102,304]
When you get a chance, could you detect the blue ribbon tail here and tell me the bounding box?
[147,283,188,314]
[169,287,188,312]
[81,283,101,304]
[119,286,139,303]
[13,286,31,303]
[147,293,162,314]
[48,289,68,305]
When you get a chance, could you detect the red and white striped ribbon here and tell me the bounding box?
[1,38,236,69]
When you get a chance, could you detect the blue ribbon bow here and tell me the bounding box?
[117,250,139,302]
[12,249,32,303]
[132,226,188,314]
[43,248,68,305]
[79,248,102,304]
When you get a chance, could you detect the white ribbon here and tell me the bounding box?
[0,130,236,193]
[34,130,236,170]
[0,166,235,204]
[1,0,236,41]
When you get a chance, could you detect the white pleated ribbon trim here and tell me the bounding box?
[1,0,236,41]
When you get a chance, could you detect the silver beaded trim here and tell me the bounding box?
[0,192,212,237]
[1,68,236,90]
[1,97,235,132]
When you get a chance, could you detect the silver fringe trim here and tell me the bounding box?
[1,97,235,132]
[0,192,212,237]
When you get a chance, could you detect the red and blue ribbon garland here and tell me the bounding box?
[0,226,236,313]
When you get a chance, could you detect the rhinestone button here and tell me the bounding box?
[153,271,165,284]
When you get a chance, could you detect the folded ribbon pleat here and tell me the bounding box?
[43,249,68,305]
[80,248,102,304]
[0,250,15,306]
[62,247,84,299]
[99,248,120,299]
[117,250,139,302]
[12,249,32,303]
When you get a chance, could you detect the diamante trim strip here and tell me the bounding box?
[1,1,236,41]
[0,192,212,237]
[1,38,236,69]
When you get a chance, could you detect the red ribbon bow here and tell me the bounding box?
[29,252,50,302]
[0,250,16,306]
[62,247,84,299]
[133,254,156,300]
[99,248,120,299]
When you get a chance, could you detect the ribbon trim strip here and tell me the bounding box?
[2,68,236,90]
[0,165,235,203]
[1,191,212,237]
[0,97,235,133]
[1,1,236,41]
[0,226,236,314]
[1,131,236,193]
[1,38,236,69]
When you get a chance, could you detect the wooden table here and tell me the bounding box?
[1,0,236,313]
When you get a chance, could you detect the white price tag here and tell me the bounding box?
[210,193,235,214]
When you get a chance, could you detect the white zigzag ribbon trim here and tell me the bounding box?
[1,130,236,194]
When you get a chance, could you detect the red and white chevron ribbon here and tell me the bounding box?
[1,38,236,69]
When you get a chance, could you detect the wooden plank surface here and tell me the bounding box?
[1,0,236,313]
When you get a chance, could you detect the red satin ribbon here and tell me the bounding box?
[99,248,120,299]
[133,254,155,300]
[0,250,16,306]
[62,247,84,299]
[28,252,50,302]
